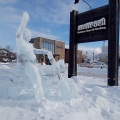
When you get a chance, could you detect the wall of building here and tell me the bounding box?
[30,37,65,64]
[65,48,83,64]
[54,41,65,60]
[99,44,120,63]
[65,49,69,63]
[30,37,84,64]
[33,37,42,49]
[77,50,83,64]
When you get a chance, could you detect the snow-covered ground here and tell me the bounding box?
[0,62,120,120]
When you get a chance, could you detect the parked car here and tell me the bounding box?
[79,63,93,68]
[93,62,107,69]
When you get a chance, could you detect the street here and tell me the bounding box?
[77,67,120,79]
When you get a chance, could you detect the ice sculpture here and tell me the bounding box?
[16,12,68,102]
[16,12,78,103]
[16,12,44,104]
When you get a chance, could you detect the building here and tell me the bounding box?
[0,48,16,63]
[30,37,65,64]
[65,48,83,64]
[99,41,108,62]
[99,41,120,64]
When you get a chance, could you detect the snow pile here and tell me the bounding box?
[0,64,10,69]
[57,59,67,73]
[0,63,120,120]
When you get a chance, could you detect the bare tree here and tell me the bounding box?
[5,45,13,52]
[0,45,16,63]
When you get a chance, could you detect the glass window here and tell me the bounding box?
[42,42,44,49]
[52,44,54,54]
[42,42,54,54]
[47,43,48,50]
[44,43,47,50]
[48,43,50,51]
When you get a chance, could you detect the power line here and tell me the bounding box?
[83,0,91,10]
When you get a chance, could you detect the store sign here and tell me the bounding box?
[69,1,120,86]
[76,5,108,43]
[57,45,64,49]
[77,17,106,34]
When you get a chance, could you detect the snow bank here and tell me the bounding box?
[0,65,10,69]
[57,59,67,73]
[92,86,108,96]
[0,65,120,120]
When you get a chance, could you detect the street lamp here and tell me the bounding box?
[74,0,91,9]
[93,53,94,62]
[86,51,88,59]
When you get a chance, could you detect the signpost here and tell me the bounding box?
[108,0,119,86]
[68,0,119,86]
[68,10,78,77]
[76,5,108,43]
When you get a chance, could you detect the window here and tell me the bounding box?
[42,42,54,54]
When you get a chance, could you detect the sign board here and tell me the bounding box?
[68,0,119,86]
[76,5,108,43]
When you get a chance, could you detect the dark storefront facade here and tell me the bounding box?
[65,48,83,64]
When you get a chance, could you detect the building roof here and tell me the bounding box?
[29,38,35,43]
[29,37,65,43]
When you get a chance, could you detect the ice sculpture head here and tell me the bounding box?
[23,28,31,42]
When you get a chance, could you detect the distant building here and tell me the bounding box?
[30,37,65,64]
[99,41,120,64]
[99,41,108,62]
[0,48,16,63]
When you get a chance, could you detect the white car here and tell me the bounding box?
[79,63,93,68]
[93,62,107,69]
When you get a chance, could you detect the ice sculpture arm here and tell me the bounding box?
[34,48,54,60]
[34,48,57,65]
[34,48,61,79]
[16,12,29,38]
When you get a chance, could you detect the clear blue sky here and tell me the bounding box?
[0,0,110,56]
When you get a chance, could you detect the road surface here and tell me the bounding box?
[77,67,120,79]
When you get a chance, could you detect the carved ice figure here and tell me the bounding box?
[16,12,44,104]
[16,12,78,102]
